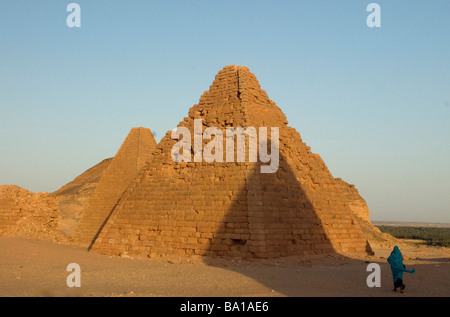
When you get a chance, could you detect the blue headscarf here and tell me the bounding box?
[387,246,415,282]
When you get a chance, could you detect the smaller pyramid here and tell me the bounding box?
[71,127,157,247]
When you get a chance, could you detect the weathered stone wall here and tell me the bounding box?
[90,65,369,258]
[0,185,65,242]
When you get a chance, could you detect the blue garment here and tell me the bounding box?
[387,246,415,283]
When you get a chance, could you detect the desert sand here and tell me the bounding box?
[1,237,448,297]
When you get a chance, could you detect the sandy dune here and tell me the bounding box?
[0,237,448,297]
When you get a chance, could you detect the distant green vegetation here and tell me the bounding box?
[376,226,450,248]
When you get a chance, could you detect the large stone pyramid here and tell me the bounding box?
[90,65,370,258]
[72,127,157,247]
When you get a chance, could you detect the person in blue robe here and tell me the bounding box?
[387,246,415,292]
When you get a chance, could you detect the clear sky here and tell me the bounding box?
[1,1,449,223]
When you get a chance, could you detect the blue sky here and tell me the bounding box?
[0,1,449,223]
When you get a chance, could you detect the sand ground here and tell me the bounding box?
[0,237,448,297]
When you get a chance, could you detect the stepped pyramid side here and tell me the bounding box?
[71,127,157,247]
[90,65,368,258]
[334,178,371,222]
[237,67,368,254]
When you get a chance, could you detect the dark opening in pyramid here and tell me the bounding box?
[89,65,370,258]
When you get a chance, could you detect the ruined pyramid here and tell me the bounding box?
[90,65,370,258]
[0,185,65,242]
[71,127,157,247]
